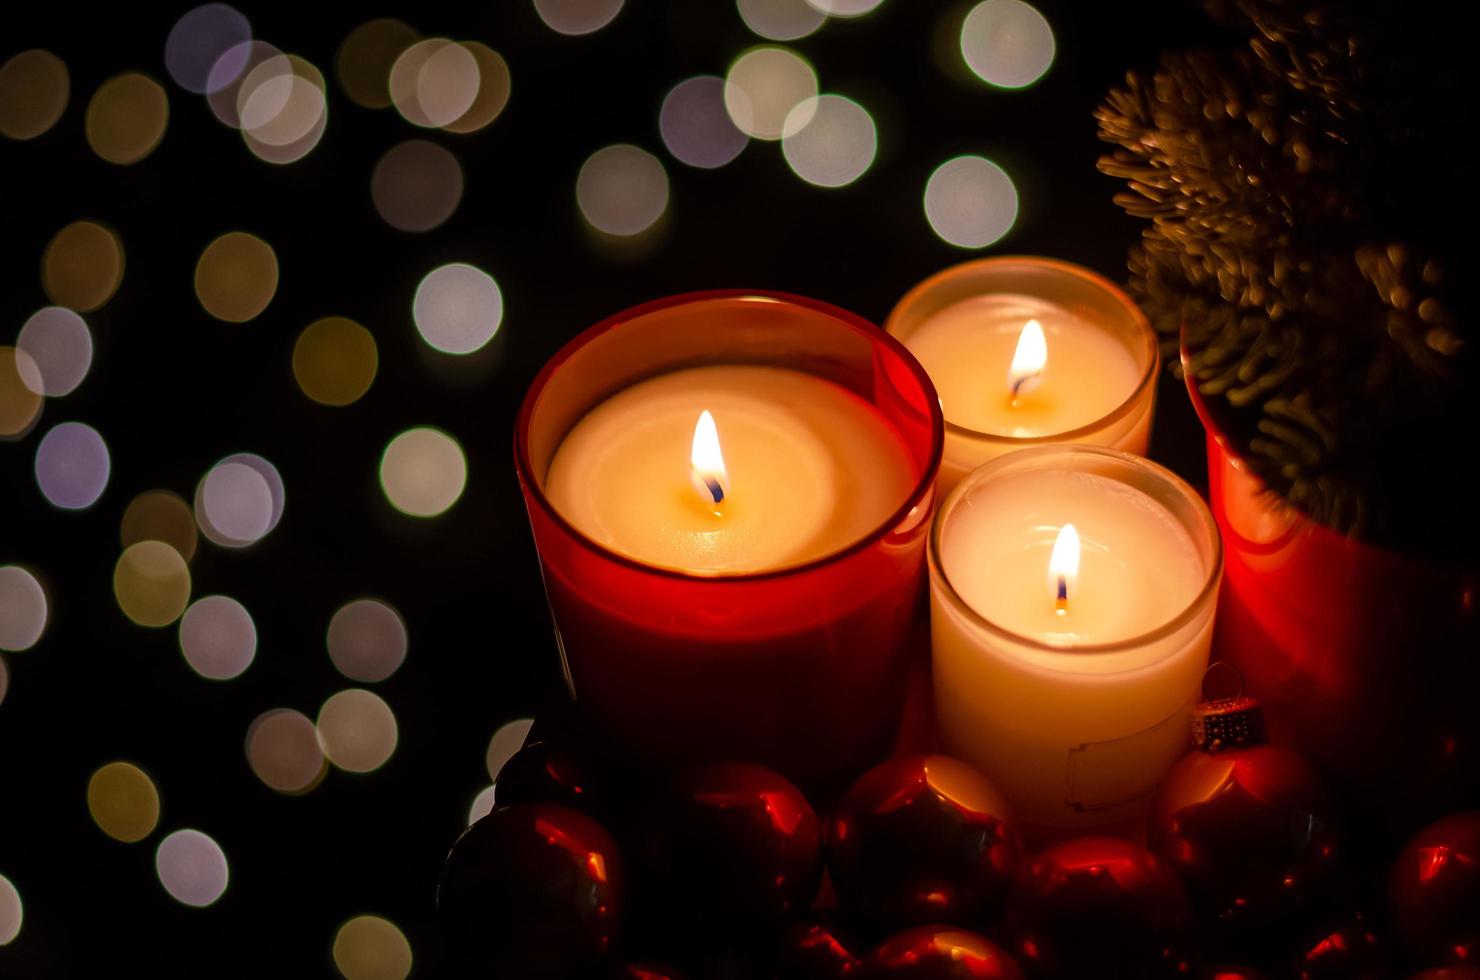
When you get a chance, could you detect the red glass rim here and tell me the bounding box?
[887,255,1160,445]
[513,288,946,584]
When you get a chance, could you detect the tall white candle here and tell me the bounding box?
[929,446,1222,831]
[545,364,916,574]
[888,257,1158,490]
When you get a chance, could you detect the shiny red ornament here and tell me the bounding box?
[1148,694,1339,936]
[1005,836,1193,978]
[1198,968,1272,979]
[1390,810,1480,966]
[650,761,823,933]
[861,926,1025,979]
[780,915,862,979]
[438,803,624,977]
[607,963,688,979]
[494,739,601,813]
[1290,917,1388,980]
[1406,969,1480,979]
[825,754,1020,932]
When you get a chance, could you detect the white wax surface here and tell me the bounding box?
[545,365,915,574]
[939,469,1202,645]
[904,294,1142,437]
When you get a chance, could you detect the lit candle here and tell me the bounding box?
[544,364,917,574]
[929,446,1222,832]
[516,291,943,786]
[887,256,1158,490]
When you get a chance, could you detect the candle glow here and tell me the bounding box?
[1007,318,1046,402]
[689,409,729,507]
[1049,522,1079,614]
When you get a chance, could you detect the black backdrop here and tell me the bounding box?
[1,1,1218,975]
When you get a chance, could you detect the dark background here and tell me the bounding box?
[1,1,1217,975]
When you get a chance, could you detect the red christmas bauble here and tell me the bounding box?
[493,739,602,814]
[649,761,823,933]
[1290,917,1388,980]
[438,802,624,977]
[608,962,688,979]
[1406,969,1480,979]
[825,754,1020,933]
[780,914,862,979]
[861,926,1025,979]
[1005,836,1193,978]
[1148,739,1339,932]
[1198,968,1272,979]
[1390,810,1480,966]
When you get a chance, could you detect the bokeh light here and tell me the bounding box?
[35,421,110,510]
[1,348,44,439]
[659,75,748,169]
[412,263,502,354]
[292,317,379,406]
[316,689,398,773]
[179,595,256,680]
[924,154,1018,248]
[485,717,534,781]
[238,54,328,164]
[121,489,199,562]
[467,785,497,825]
[333,915,414,980]
[737,0,827,41]
[17,307,93,397]
[327,599,407,683]
[961,0,1054,89]
[0,566,48,652]
[0,874,20,945]
[165,4,252,94]
[195,232,278,322]
[534,0,625,35]
[41,220,125,312]
[371,140,464,233]
[207,40,278,128]
[576,144,669,236]
[0,657,8,706]
[390,40,479,129]
[87,762,161,843]
[195,453,284,548]
[336,18,419,110]
[114,541,191,628]
[782,94,877,187]
[0,49,69,140]
[195,456,281,548]
[724,46,818,140]
[441,43,510,134]
[155,829,229,907]
[804,0,885,15]
[247,709,326,794]
[379,427,467,517]
[85,72,169,165]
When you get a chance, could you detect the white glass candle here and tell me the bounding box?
[929,446,1222,832]
[545,364,917,574]
[887,257,1159,491]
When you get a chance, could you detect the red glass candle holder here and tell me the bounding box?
[1182,356,1480,825]
[515,291,943,789]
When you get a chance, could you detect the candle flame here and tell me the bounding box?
[1049,523,1079,614]
[690,409,730,507]
[1008,319,1047,401]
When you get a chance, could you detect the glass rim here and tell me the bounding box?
[886,255,1160,445]
[928,443,1223,657]
[514,288,945,584]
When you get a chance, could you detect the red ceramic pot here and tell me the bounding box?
[1181,351,1479,824]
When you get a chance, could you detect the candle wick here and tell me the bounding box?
[703,475,725,506]
[1055,575,1068,615]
